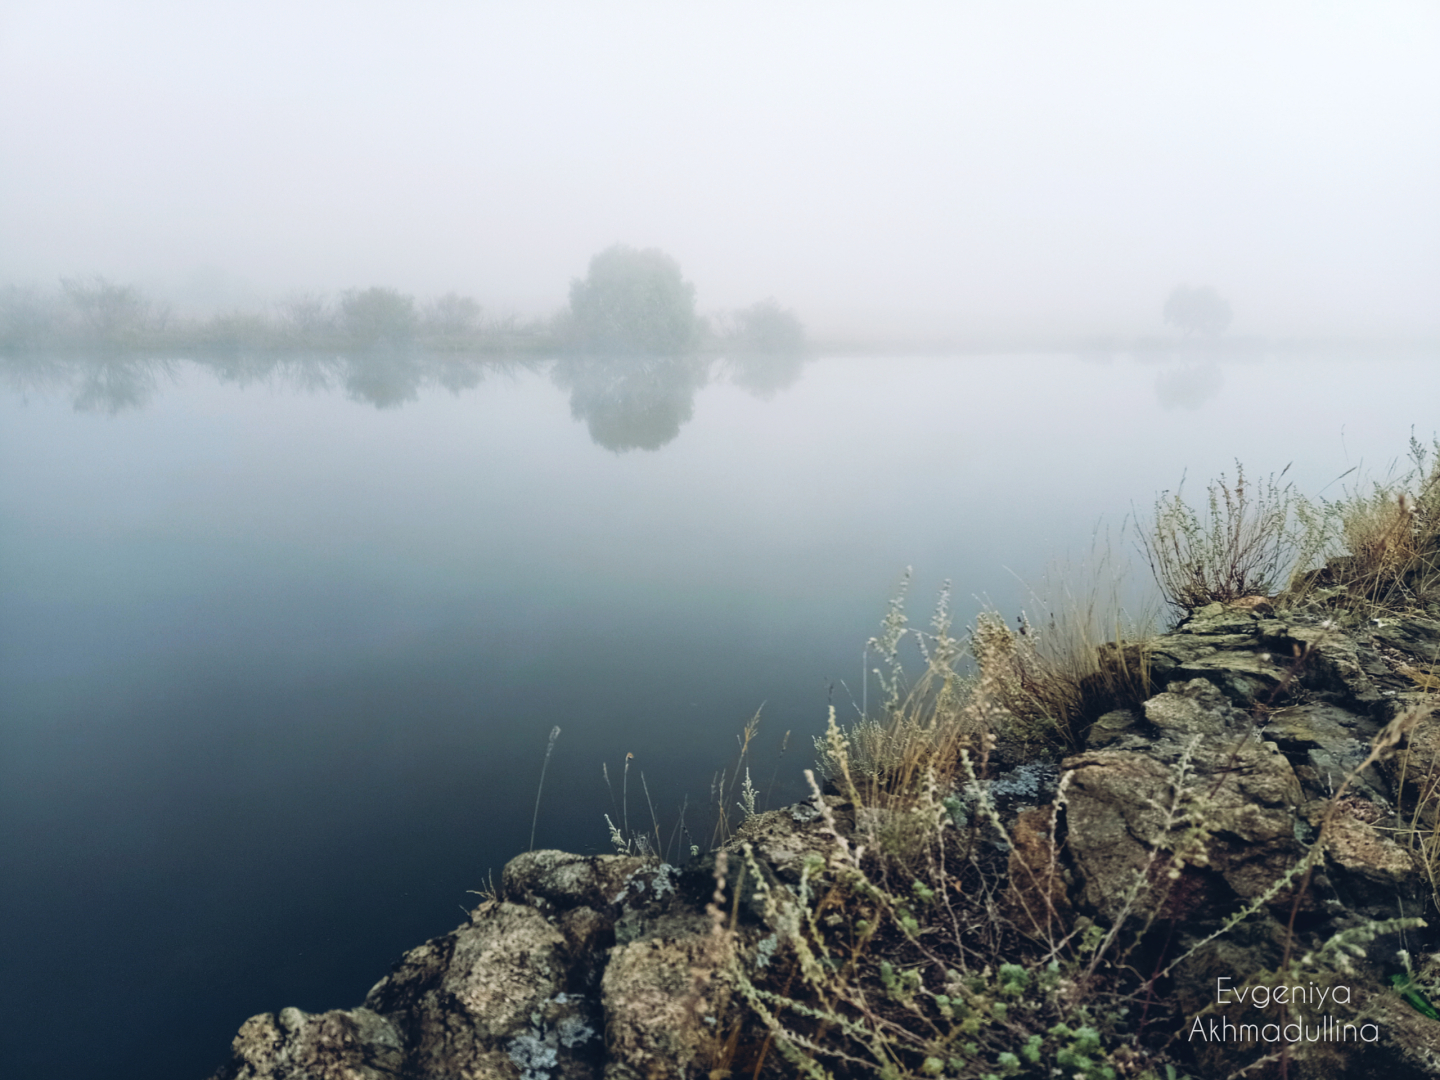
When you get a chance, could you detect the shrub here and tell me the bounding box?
[339,287,418,348]
[277,294,335,345]
[420,293,483,348]
[719,299,804,356]
[719,299,808,398]
[61,275,166,344]
[1140,463,1302,616]
[1140,438,1440,621]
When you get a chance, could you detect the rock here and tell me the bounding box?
[1084,707,1141,749]
[1380,711,1440,826]
[1263,703,1386,804]
[602,928,735,1079]
[1002,805,1072,938]
[1143,677,1238,735]
[729,797,847,885]
[1230,595,1277,615]
[1373,617,1440,665]
[501,850,664,914]
[1172,648,1288,703]
[207,1007,403,1080]
[206,841,775,1080]
[1062,748,1176,921]
[361,899,604,1079]
[1064,679,1307,924]
[1303,799,1419,890]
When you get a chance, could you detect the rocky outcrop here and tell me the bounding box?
[206,812,844,1080]
[207,600,1440,1080]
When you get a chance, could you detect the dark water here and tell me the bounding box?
[1,347,1436,1078]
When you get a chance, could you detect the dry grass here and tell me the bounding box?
[975,541,1158,751]
[969,610,1153,754]
[1308,434,1440,614]
[710,708,766,848]
[816,553,1157,805]
[814,575,991,803]
[1140,462,1303,616]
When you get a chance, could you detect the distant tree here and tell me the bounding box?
[718,299,807,398]
[61,276,165,343]
[194,310,280,355]
[278,294,335,345]
[421,293,482,348]
[1163,285,1233,337]
[566,245,699,356]
[719,299,806,357]
[340,287,417,348]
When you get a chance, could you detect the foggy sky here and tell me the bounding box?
[2,1,1437,342]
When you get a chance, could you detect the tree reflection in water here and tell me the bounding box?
[550,355,708,452]
[1,346,811,449]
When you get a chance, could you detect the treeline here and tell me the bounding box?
[0,278,551,356]
[0,246,807,362]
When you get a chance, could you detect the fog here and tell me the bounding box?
[2,2,1437,343]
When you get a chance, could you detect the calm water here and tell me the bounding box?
[1,346,1436,1078]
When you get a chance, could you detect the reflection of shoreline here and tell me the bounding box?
[804,335,1440,361]
[0,348,811,451]
[0,349,539,414]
